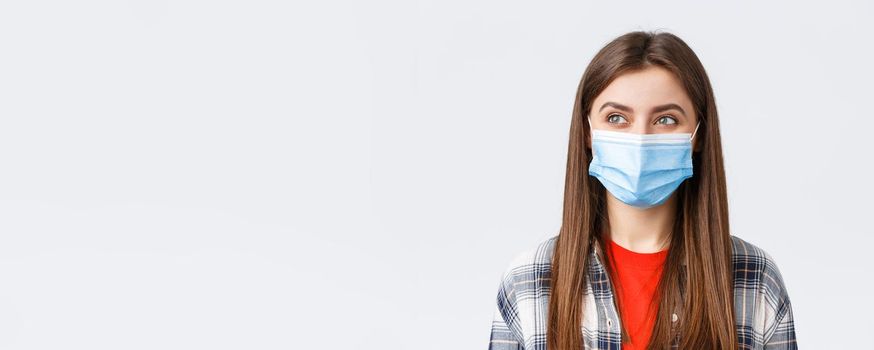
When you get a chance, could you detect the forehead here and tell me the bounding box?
[591,66,692,113]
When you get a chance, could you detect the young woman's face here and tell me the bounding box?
[587,65,700,151]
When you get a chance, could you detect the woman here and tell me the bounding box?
[487,31,796,350]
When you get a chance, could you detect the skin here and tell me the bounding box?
[586,65,700,254]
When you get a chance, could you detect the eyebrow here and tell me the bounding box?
[598,101,687,117]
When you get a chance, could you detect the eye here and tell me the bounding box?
[655,115,678,125]
[606,114,629,124]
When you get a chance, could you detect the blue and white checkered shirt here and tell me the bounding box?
[488,234,797,349]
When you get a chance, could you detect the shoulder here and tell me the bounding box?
[500,235,558,278]
[497,234,558,296]
[729,234,791,298]
[729,235,790,292]
[496,235,558,297]
[493,235,558,346]
[729,234,771,260]
[729,235,796,343]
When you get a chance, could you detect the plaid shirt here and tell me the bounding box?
[488,234,797,349]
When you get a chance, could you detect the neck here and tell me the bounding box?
[603,191,677,253]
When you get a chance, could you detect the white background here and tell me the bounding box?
[1,0,871,349]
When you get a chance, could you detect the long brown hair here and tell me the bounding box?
[547,30,736,349]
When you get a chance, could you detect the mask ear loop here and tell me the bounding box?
[587,116,593,140]
[690,121,701,142]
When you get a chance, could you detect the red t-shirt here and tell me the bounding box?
[604,237,669,350]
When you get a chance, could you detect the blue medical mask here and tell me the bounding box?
[587,117,701,208]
